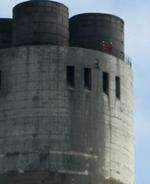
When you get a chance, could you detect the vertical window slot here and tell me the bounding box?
[103,72,109,95]
[66,66,75,88]
[84,68,92,90]
[116,76,120,99]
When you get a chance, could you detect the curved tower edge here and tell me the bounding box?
[0,45,134,184]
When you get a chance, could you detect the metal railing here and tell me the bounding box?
[98,43,132,67]
[124,55,132,68]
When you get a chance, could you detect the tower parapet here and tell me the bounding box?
[0,18,12,49]
[12,0,69,46]
[69,13,124,60]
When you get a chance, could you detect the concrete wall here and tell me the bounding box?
[13,0,69,47]
[0,18,12,49]
[100,53,134,184]
[69,13,124,60]
[0,45,134,184]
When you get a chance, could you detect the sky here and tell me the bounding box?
[0,0,149,183]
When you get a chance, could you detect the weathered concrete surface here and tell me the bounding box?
[0,18,12,49]
[0,45,134,184]
[70,13,124,60]
[13,0,69,47]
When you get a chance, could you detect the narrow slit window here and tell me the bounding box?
[116,76,120,99]
[103,72,109,95]
[84,68,92,90]
[66,66,75,88]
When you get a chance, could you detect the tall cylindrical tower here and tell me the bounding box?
[0,1,134,184]
[0,46,134,184]
[13,0,69,46]
[69,13,124,60]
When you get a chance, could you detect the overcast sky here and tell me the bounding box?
[0,0,149,183]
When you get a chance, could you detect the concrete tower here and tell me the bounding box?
[0,1,134,184]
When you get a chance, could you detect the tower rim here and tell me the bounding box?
[70,13,124,24]
[13,0,68,12]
